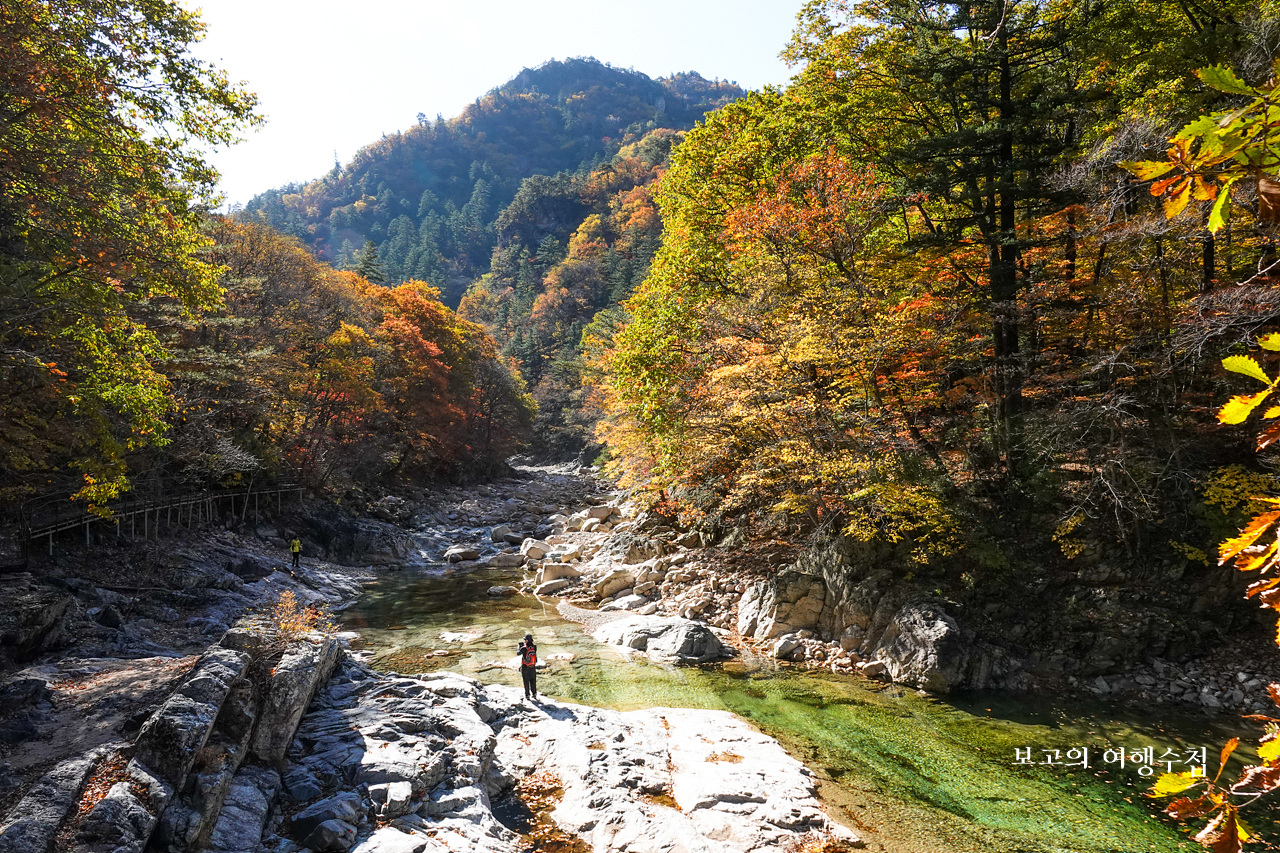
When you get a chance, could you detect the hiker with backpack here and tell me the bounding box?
[518,633,538,700]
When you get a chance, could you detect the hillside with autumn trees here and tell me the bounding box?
[577,0,1280,668]
[0,0,534,517]
[241,59,743,306]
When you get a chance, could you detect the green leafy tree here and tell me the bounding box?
[0,0,258,505]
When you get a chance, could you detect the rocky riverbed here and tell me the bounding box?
[0,465,865,852]
[0,461,1276,852]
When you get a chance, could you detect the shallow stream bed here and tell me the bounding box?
[341,566,1274,853]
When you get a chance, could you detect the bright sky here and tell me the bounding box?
[186,0,807,208]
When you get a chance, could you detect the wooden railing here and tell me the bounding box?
[19,482,303,557]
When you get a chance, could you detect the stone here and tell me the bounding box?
[492,701,857,853]
[535,579,572,596]
[486,586,519,597]
[303,819,358,852]
[490,525,513,543]
[206,764,281,852]
[370,780,414,819]
[856,660,886,678]
[250,638,340,763]
[592,532,662,565]
[538,562,581,584]
[519,538,551,560]
[593,569,635,600]
[133,646,249,788]
[593,616,728,664]
[488,552,525,568]
[349,827,431,852]
[587,505,614,520]
[737,572,826,641]
[876,600,970,694]
[773,635,802,659]
[293,791,364,838]
[96,604,125,629]
[445,545,480,563]
[74,781,157,851]
[600,594,649,612]
[0,750,101,853]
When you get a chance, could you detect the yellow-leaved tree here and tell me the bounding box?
[1125,62,1280,851]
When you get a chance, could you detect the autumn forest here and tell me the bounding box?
[12,0,1280,846]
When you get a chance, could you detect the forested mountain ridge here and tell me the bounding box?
[241,58,744,306]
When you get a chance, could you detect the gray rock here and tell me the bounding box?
[593,569,635,600]
[74,781,156,852]
[737,572,826,640]
[486,586,519,597]
[445,545,480,563]
[877,600,970,694]
[303,819,358,852]
[251,638,339,763]
[856,660,886,678]
[488,552,525,568]
[534,579,572,596]
[206,764,281,852]
[538,562,581,584]
[349,827,431,852]
[493,701,858,853]
[593,616,727,664]
[293,791,364,838]
[0,586,73,659]
[134,646,249,787]
[773,634,801,659]
[0,749,102,853]
[600,594,649,612]
[490,525,512,543]
[519,539,550,560]
[592,532,661,565]
[370,780,413,819]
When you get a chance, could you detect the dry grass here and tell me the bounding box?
[706,751,743,763]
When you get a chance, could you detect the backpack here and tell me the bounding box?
[521,644,537,667]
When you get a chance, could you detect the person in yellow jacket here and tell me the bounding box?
[289,536,301,569]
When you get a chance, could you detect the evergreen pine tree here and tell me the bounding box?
[354,240,386,284]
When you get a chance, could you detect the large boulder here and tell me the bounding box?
[0,585,74,660]
[538,562,581,584]
[205,764,281,852]
[876,599,971,693]
[340,520,414,566]
[519,538,551,560]
[593,616,728,664]
[250,637,340,764]
[133,647,249,787]
[492,702,857,853]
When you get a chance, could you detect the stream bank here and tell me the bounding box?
[0,463,1273,851]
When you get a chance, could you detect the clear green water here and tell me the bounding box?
[341,566,1272,853]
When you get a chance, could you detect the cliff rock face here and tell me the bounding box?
[735,540,1011,692]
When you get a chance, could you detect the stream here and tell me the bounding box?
[340,563,1276,853]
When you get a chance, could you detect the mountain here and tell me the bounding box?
[240,58,744,307]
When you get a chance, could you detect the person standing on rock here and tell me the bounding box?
[518,633,538,700]
[289,535,301,569]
